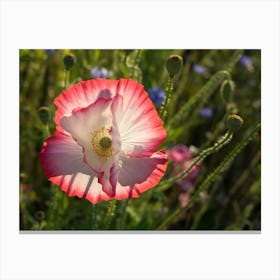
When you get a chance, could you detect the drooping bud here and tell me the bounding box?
[166,55,183,77]
[220,80,235,103]
[38,106,51,125]
[226,114,244,132]
[63,53,76,70]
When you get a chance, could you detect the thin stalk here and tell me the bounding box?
[159,76,174,122]
[119,199,130,229]
[157,131,233,192]
[91,204,98,230]
[105,199,116,229]
[156,123,261,230]
[63,69,69,89]
[167,70,231,130]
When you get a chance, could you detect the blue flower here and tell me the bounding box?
[90,67,112,79]
[44,49,55,55]
[148,87,166,105]
[200,107,213,118]
[239,55,254,71]
[193,64,207,75]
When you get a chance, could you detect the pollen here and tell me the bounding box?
[91,127,113,159]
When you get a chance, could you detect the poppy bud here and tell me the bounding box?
[220,80,235,103]
[166,55,183,77]
[63,53,76,70]
[38,106,51,125]
[226,114,244,132]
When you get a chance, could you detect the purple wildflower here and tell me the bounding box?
[200,107,213,118]
[90,67,112,79]
[148,87,166,105]
[193,64,207,75]
[239,55,254,71]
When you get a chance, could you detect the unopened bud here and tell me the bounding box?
[166,55,183,77]
[226,114,244,132]
[38,106,51,125]
[63,53,76,70]
[220,80,235,103]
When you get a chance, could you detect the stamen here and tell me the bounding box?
[91,127,113,159]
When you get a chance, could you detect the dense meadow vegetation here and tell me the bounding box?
[20,49,261,230]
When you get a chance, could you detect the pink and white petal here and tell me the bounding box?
[113,150,168,200]
[59,96,122,197]
[97,162,118,197]
[60,97,112,150]
[49,173,111,204]
[112,80,166,156]
[40,131,112,204]
[55,79,119,133]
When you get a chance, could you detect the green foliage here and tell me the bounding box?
[20,49,261,230]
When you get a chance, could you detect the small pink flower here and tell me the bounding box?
[168,144,200,191]
[167,145,192,164]
[178,192,189,207]
[40,78,168,204]
[178,161,200,191]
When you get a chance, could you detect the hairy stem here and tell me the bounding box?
[167,70,231,130]
[157,123,261,230]
[159,76,174,122]
[105,199,116,229]
[157,131,233,191]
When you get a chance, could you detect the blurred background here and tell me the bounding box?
[20,49,261,230]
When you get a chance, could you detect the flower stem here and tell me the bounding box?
[43,123,50,139]
[105,199,116,229]
[63,69,69,90]
[167,70,231,130]
[91,204,98,230]
[156,123,261,230]
[119,199,129,229]
[157,131,233,191]
[159,76,174,123]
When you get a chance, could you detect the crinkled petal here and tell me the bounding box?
[112,150,168,199]
[112,79,166,156]
[60,97,112,150]
[55,78,119,133]
[40,131,113,204]
[60,97,122,197]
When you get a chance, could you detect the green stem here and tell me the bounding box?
[157,131,233,191]
[167,70,231,130]
[119,199,129,229]
[159,76,174,122]
[226,50,243,72]
[105,199,116,229]
[127,50,142,81]
[43,123,50,138]
[64,69,69,89]
[156,123,261,230]
[91,204,98,230]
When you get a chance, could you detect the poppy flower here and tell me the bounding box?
[40,78,168,204]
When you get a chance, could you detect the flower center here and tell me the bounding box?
[99,137,112,149]
[91,127,113,159]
